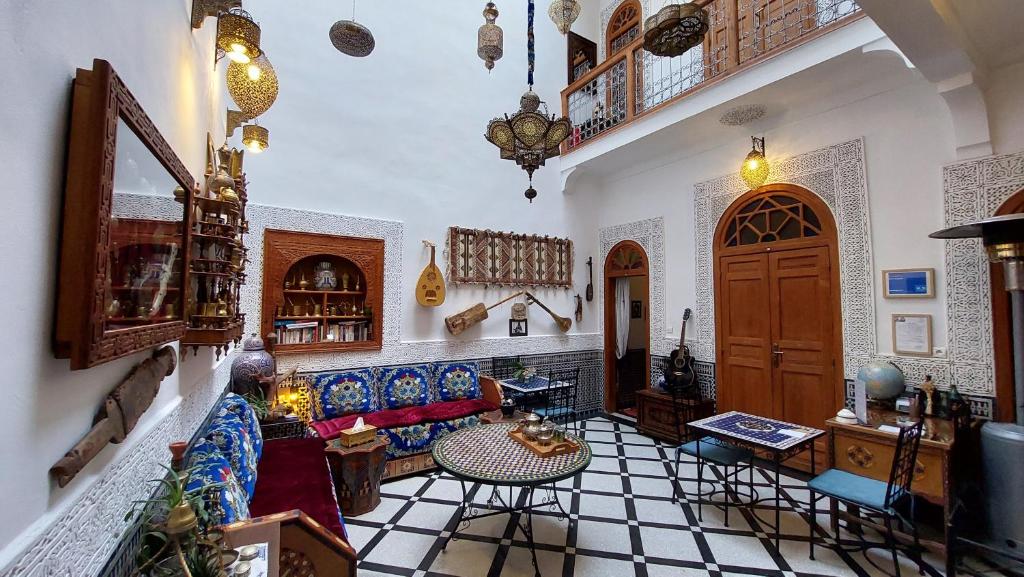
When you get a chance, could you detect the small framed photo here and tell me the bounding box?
[892,314,933,357]
[631,300,642,319]
[883,268,934,298]
[509,318,528,337]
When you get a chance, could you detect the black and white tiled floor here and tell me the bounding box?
[344,416,944,577]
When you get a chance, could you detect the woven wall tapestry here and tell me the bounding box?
[447,227,573,287]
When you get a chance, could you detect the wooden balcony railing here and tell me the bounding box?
[561,0,863,153]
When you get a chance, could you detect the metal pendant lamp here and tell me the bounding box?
[643,2,709,57]
[330,0,375,57]
[740,136,769,189]
[548,0,582,35]
[217,8,262,64]
[478,2,504,71]
[226,54,279,119]
[484,0,572,202]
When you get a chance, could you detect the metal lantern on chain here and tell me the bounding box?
[484,0,572,203]
[330,0,375,57]
[740,136,769,189]
[478,2,503,71]
[548,0,581,35]
[643,2,709,57]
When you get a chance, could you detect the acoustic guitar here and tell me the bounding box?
[665,308,698,397]
[416,241,446,307]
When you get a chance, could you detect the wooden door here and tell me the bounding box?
[769,246,836,428]
[717,252,773,417]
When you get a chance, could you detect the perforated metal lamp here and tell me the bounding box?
[217,8,262,64]
[548,0,581,34]
[478,2,504,71]
[226,54,279,119]
[242,124,269,154]
[643,2,709,57]
[740,136,769,189]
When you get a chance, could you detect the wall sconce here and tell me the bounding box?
[226,54,279,119]
[191,0,241,29]
[740,136,769,189]
[217,8,262,64]
[242,124,269,154]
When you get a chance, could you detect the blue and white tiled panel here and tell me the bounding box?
[843,378,993,420]
[480,349,605,414]
[651,355,717,401]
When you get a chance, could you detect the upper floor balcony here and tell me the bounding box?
[560,0,865,158]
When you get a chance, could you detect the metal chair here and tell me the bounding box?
[667,381,754,527]
[808,419,926,576]
[536,367,580,435]
[490,356,521,380]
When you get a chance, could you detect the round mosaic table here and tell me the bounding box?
[431,422,591,575]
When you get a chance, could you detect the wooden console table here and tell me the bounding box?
[636,389,714,443]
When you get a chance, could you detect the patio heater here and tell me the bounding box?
[930,212,1024,549]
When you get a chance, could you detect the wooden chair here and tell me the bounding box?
[536,367,580,435]
[808,419,926,576]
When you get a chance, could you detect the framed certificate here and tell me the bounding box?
[892,314,933,357]
[883,268,934,298]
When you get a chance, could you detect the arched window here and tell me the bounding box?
[607,240,648,276]
[721,193,823,247]
[606,0,642,57]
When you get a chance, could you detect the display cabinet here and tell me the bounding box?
[181,142,248,357]
[261,230,383,353]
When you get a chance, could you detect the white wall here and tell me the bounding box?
[237,0,599,349]
[0,0,225,568]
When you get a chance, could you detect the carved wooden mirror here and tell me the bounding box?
[55,59,194,369]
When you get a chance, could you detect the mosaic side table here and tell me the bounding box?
[325,435,390,517]
[432,422,591,576]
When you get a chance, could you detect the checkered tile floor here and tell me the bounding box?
[344,415,945,577]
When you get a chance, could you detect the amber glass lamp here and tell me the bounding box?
[740,136,769,189]
[242,124,269,154]
[217,8,262,64]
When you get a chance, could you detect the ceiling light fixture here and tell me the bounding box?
[548,0,581,35]
[484,0,572,203]
[740,136,769,189]
[330,0,375,57]
[643,2,709,57]
[217,8,262,64]
[478,2,504,71]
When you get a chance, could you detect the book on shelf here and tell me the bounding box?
[271,318,372,345]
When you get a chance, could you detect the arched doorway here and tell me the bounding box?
[713,184,844,433]
[606,0,642,58]
[992,189,1024,422]
[604,240,650,414]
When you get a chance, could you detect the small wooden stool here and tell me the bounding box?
[324,435,390,516]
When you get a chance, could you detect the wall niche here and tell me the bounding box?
[261,229,384,353]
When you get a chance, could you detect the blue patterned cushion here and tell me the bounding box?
[436,414,481,435]
[433,362,482,402]
[381,423,439,459]
[218,393,264,460]
[309,369,377,420]
[185,439,250,527]
[206,412,259,498]
[378,365,432,409]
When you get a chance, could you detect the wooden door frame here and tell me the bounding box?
[712,183,846,417]
[603,240,651,413]
[992,189,1024,422]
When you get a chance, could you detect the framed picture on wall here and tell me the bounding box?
[509,319,528,337]
[883,268,935,298]
[631,300,642,319]
[892,314,933,357]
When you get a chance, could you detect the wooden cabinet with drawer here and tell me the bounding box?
[636,389,714,444]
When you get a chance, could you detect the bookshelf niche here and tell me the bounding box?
[262,230,384,353]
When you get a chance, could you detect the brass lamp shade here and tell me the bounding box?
[548,0,581,35]
[740,136,769,189]
[226,55,279,119]
[330,20,375,57]
[217,9,262,64]
[643,3,709,57]
[478,3,503,71]
[242,124,269,154]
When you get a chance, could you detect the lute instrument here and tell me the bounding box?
[665,308,698,397]
[585,257,594,301]
[416,240,446,307]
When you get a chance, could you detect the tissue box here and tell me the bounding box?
[338,424,378,447]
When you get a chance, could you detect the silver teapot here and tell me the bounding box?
[521,413,543,440]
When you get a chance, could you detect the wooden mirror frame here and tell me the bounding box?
[55,59,194,370]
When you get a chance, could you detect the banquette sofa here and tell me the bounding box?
[299,361,501,479]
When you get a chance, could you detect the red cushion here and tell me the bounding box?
[249,437,346,539]
[310,399,498,440]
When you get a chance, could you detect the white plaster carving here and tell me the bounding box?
[0,357,233,577]
[937,72,993,160]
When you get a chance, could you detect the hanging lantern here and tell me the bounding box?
[226,54,278,119]
[478,2,503,71]
[242,124,269,154]
[217,8,262,64]
[484,0,572,203]
[330,0,375,57]
[548,0,581,35]
[740,136,769,189]
[643,3,709,57]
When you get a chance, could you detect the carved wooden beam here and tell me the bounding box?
[50,346,177,488]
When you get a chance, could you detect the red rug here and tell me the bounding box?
[620,407,638,418]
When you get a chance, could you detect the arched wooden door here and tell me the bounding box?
[713,184,844,431]
[992,189,1024,422]
[604,240,650,413]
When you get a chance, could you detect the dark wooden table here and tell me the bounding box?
[636,389,714,443]
[324,435,390,516]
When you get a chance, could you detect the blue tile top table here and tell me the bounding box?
[498,375,569,393]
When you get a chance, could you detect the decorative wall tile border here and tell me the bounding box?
[0,357,233,577]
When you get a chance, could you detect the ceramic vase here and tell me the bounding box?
[230,333,276,397]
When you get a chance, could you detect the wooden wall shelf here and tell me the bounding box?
[261,230,384,353]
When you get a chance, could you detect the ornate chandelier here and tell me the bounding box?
[484,0,572,202]
[548,0,581,35]
[477,2,503,71]
[643,3,709,57]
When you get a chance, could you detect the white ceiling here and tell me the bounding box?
[945,0,1024,70]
